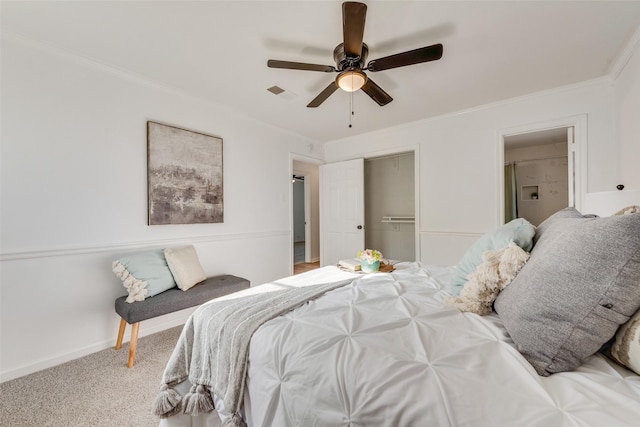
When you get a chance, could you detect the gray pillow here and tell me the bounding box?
[494,209,640,376]
[532,206,587,244]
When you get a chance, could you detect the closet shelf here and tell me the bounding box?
[382,216,415,223]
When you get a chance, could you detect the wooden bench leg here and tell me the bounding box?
[115,318,127,350]
[128,322,140,368]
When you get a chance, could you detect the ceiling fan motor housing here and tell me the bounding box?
[333,43,369,71]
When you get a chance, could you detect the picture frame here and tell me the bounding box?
[147,121,223,225]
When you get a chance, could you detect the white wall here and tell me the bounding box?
[614,28,640,191]
[0,34,322,381]
[325,80,625,265]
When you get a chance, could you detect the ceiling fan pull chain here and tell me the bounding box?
[349,90,354,128]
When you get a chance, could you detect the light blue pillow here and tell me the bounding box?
[112,250,176,303]
[448,218,535,295]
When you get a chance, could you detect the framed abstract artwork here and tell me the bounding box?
[147,121,223,225]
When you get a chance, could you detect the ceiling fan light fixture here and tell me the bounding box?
[336,69,367,92]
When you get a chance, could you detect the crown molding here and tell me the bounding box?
[609,24,640,80]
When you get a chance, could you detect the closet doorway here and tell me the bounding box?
[364,152,416,261]
[319,149,419,267]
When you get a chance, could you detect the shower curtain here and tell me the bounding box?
[504,163,518,223]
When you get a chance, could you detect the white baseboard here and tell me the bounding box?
[0,311,192,383]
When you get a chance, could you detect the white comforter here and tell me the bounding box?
[161,262,640,427]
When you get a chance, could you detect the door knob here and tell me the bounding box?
[357,225,363,230]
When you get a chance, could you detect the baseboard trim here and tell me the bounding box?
[420,230,484,238]
[0,311,192,383]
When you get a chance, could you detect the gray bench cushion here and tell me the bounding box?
[115,275,250,324]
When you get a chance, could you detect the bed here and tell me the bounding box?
[156,207,640,427]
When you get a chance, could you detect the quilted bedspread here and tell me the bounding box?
[161,262,640,427]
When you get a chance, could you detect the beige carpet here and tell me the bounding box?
[0,325,221,427]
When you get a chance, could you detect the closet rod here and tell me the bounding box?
[504,154,568,166]
[365,152,413,162]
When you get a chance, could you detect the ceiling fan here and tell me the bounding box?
[267,1,443,108]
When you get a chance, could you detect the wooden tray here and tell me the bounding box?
[378,262,395,273]
[338,262,395,274]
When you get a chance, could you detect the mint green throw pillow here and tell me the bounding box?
[448,218,535,295]
[112,250,177,303]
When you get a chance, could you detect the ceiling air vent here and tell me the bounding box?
[267,85,285,95]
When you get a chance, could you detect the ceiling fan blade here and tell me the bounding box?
[307,82,339,108]
[368,43,443,72]
[343,2,367,58]
[268,60,336,73]
[361,78,393,106]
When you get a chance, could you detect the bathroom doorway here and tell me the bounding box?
[503,127,573,226]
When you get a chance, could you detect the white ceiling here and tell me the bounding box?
[3,1,640,143]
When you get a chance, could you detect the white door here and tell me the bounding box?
[320,159,365,266]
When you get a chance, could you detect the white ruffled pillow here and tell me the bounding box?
[608,205,640,374]
[448,218,534,295]
[610,309,640,375]
[446,242,530,315]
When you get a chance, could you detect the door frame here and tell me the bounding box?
[292,173,310,262]
[497,114,587,225]
[290,153,323,272]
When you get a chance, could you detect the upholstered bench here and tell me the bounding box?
[115,274,250,367]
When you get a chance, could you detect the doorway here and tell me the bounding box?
[364,152,416,261]
[292,175,307,264]
[291,157,321,273]
[501,120,582,226]
[319,148,419,266]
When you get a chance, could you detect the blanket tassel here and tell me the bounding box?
[182,384,215,416]
[222,413,247,427]
[152,384,183,417]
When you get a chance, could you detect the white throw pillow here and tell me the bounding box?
[610,309,640,375]
[608,205,640,374]
[164,245,207,291]
[446,242,530,315]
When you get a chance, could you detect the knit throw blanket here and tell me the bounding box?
[152,278,355,427]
